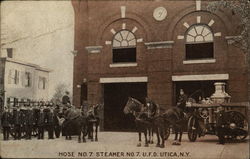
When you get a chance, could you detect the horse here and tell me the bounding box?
[124,97,186,148]
[86,103,102,141]
[123,97,156,147]
[57,106,88,143]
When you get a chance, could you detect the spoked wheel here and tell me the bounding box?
[226,111,248,142]
[188,116,198,142]
[164,127,171,140]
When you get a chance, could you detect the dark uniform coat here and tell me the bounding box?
[1,111,11,127]
[177,94,188,112]
[216,110,229,144]
[1,111,12,140]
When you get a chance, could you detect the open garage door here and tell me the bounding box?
[104,83,147,131]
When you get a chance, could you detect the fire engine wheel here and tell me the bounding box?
[187,116,198,142]
[226,111,248,141]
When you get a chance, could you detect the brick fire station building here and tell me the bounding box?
[72,0,248,131]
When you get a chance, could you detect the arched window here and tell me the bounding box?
[112,30,136,63]
[185,24,214,60]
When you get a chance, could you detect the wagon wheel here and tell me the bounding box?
[226,111,248,141]
[187,116,198,142]
[164,127,171,140]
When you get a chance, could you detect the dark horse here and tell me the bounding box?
[86,104,102,141]
[123,97,157,147]
[58,107,88,143]
[124,97,186,148]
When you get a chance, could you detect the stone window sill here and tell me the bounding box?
[109,63,138,68]
[183,59,216,64]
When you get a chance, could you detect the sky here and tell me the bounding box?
[0,1,74,99]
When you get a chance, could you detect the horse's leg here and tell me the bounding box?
[95,122,98,141]
[91,123,94,141]
[148,128,151,144]
[144,129,148,147]
[137,131,142,147]
[82,124,86,143]
[159,128,165,148]
[87,123,92,139]
[179,128,183,144]
[155,127,160,147]
[78,129,81,143]
[173,127,179,145]
[150,127,154,144]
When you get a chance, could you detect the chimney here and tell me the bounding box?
[7,48,13,58]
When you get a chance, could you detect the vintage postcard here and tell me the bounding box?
[0,0,249,159]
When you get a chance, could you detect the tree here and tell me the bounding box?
[51,83,71,105]
[207,0,250,102]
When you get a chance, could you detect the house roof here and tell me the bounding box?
[1,57,52,72]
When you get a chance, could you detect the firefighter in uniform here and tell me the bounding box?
[37,106,45,139]
[54,104,61,138]
[25,107,34,140]
[177,89,188,112]
[174,89,188,121]
[47,106,54,139]
[216,106,229,144]
[20,106,27,140]
[1,107,12,140]
[13,107,21,140]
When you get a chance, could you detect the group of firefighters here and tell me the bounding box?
[1,102,63,141]
[1,92,71,141]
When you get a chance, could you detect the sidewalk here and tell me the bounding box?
[0,132,249,159]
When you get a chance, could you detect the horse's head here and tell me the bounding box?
[87,103,102,117]
[123,97,143,115]
[145,97,158,118]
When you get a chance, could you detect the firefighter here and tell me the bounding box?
[13,107,21,140]
[1,107,12,140]
[25,107,34,140]
[37,106,45,139]
[216,106,229,145]
[54,104,61,138]
[47,106,54,139]
[177,89,188,112]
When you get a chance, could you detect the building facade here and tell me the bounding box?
[72,0,248,131]
[0,57,50,107]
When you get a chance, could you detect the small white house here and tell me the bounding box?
[0,57,51,107]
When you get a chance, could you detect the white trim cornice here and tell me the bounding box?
[144,41,174,49]
[183,59,216,64]
[109,63,137,68]
[100,77,148,83]
[172,74,229,81]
